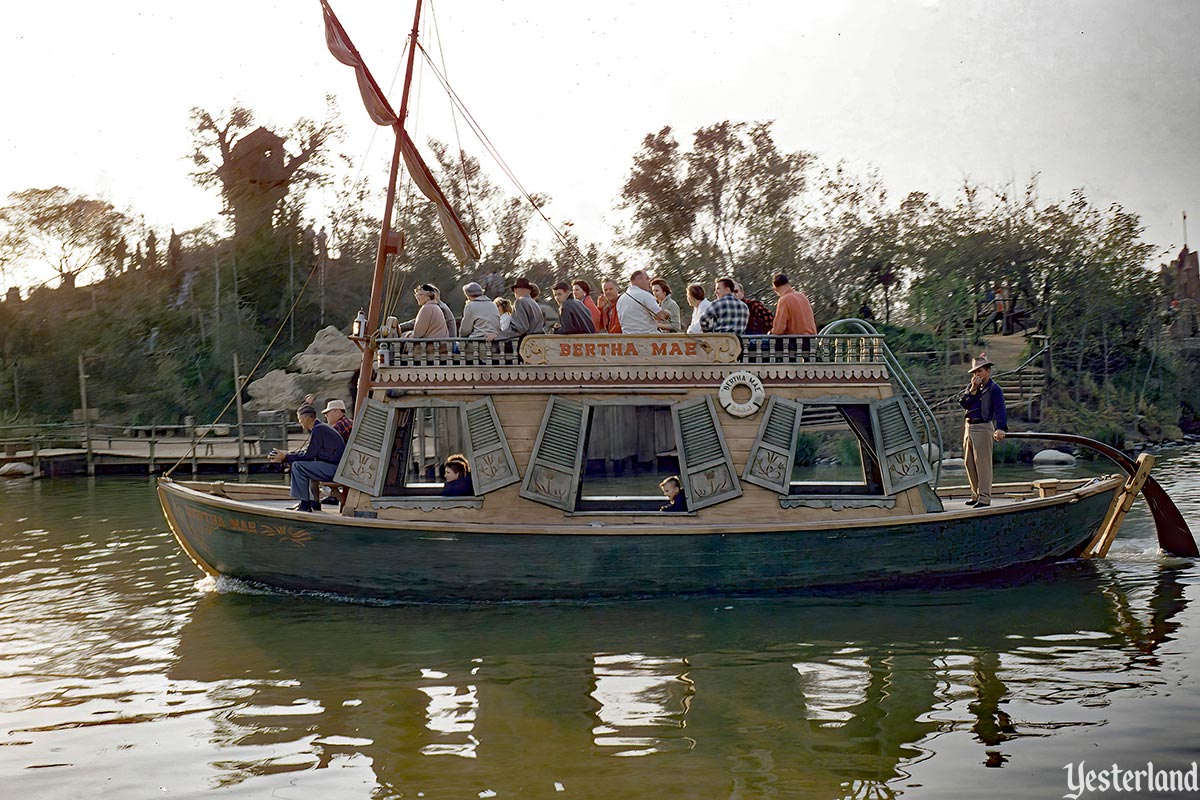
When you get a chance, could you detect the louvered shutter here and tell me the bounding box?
[519,396,589,511]
[870,396,934,495]
[672,396,742,510]
[461,398,519,495]
[334,399,399,495]
[742,396,803,494]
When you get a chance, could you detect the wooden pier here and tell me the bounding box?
[0,423,308,478]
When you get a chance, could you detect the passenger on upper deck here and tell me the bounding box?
[406,284,450,339]
[431,286,458,338]
[617,270,670,334]
[552,281,596,334]
[598,279,623,333]
[459,282,501,339]
[700,277,749,334]
[685,284,712,334]
[572,280,603,332]
[531,283,560,331]
[507,277,546,338]
[650,278,682,332]
[494,297,513,333]
[770,273,817,336]
[735,282,775,335]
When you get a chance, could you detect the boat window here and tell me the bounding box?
[576,404,681,512]
[744,398,887,497]
[787,404,885,496]
[520,397,741,513]
[381,407,470,496]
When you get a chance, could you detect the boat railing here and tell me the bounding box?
[818,319,945,486]
[377,333,888,368]
[738,334,887,364]
[379,337,524,367]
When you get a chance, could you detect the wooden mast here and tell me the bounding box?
[354,0,424,415]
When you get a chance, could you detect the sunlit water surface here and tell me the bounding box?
[1,450,1199,799]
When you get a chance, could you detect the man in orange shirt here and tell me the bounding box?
[770,273,817,335]
[597,279,623,333]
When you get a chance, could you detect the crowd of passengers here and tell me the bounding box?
[390,271,818,342]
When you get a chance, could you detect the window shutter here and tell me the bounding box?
[742,396,803,494]
[461,398,519,495]
[870,396,934,495]
[519,396,589,511]
[672,396,742,510]
[334,399,398,495]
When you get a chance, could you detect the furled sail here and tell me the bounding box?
[320,0,480,265]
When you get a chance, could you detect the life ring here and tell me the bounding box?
[718,371,765,417]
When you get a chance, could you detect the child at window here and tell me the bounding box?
[659,476,687,512]
[442,454,473,496]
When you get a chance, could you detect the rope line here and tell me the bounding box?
[415,44,596,274]
[163,253,325,478]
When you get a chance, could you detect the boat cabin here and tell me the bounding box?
[333,330,943,526]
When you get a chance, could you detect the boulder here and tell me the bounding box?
[940,457,966,470]
[921,443,941,462]
[288,325,361,375]
[1032,449,1076,466]
[0,462,35,478]
[244,326,358,414]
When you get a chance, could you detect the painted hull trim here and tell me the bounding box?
[158,476,1124,602]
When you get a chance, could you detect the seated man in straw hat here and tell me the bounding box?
[958,353,1008,507]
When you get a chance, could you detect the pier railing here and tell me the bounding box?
[0,420,303,477]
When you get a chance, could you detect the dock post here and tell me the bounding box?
[31,434,41,479]
[148,438,156,475]
[233,353,247,474]
[190,429,198,478]
[78,354,94,476]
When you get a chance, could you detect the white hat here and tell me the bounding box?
[323,400,347,414]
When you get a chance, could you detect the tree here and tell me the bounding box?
[0,187,131,288]
[620,121,811,296]
[188,100,342,245]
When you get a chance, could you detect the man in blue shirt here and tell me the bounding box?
[958,353,1008,507]
[268,404,347,512]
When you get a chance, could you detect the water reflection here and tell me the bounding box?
[156,561,1190,797]
[1,472,1197,798]
[590,653,695,756]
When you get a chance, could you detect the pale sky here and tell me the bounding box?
[2,0,1198,288]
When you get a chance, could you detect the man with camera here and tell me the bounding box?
[267,403,346,513]
[959,353,1008,507]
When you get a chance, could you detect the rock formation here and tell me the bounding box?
[245,326,360,414]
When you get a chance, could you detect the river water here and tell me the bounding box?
[1,451,1198,799]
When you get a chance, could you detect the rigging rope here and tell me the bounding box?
[415,44,596,274]
[428,0,482,250]
[163,253,325,478]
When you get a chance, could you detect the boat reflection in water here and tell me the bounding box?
[168,561,1189,797]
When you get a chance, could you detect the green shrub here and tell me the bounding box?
[994,439,1021,464]
[834,434,862,466]
[794,433,819,467]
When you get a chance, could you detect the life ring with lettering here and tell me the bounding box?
[718,371,765,418]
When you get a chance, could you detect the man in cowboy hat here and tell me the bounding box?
[958,353,1008,507]
[506,277,545,338]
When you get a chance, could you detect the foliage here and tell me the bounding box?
[794,433,819,467]
[620,121,811,299]
[0,187,132,287]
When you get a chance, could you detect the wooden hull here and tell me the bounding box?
[158,476,1124,601]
